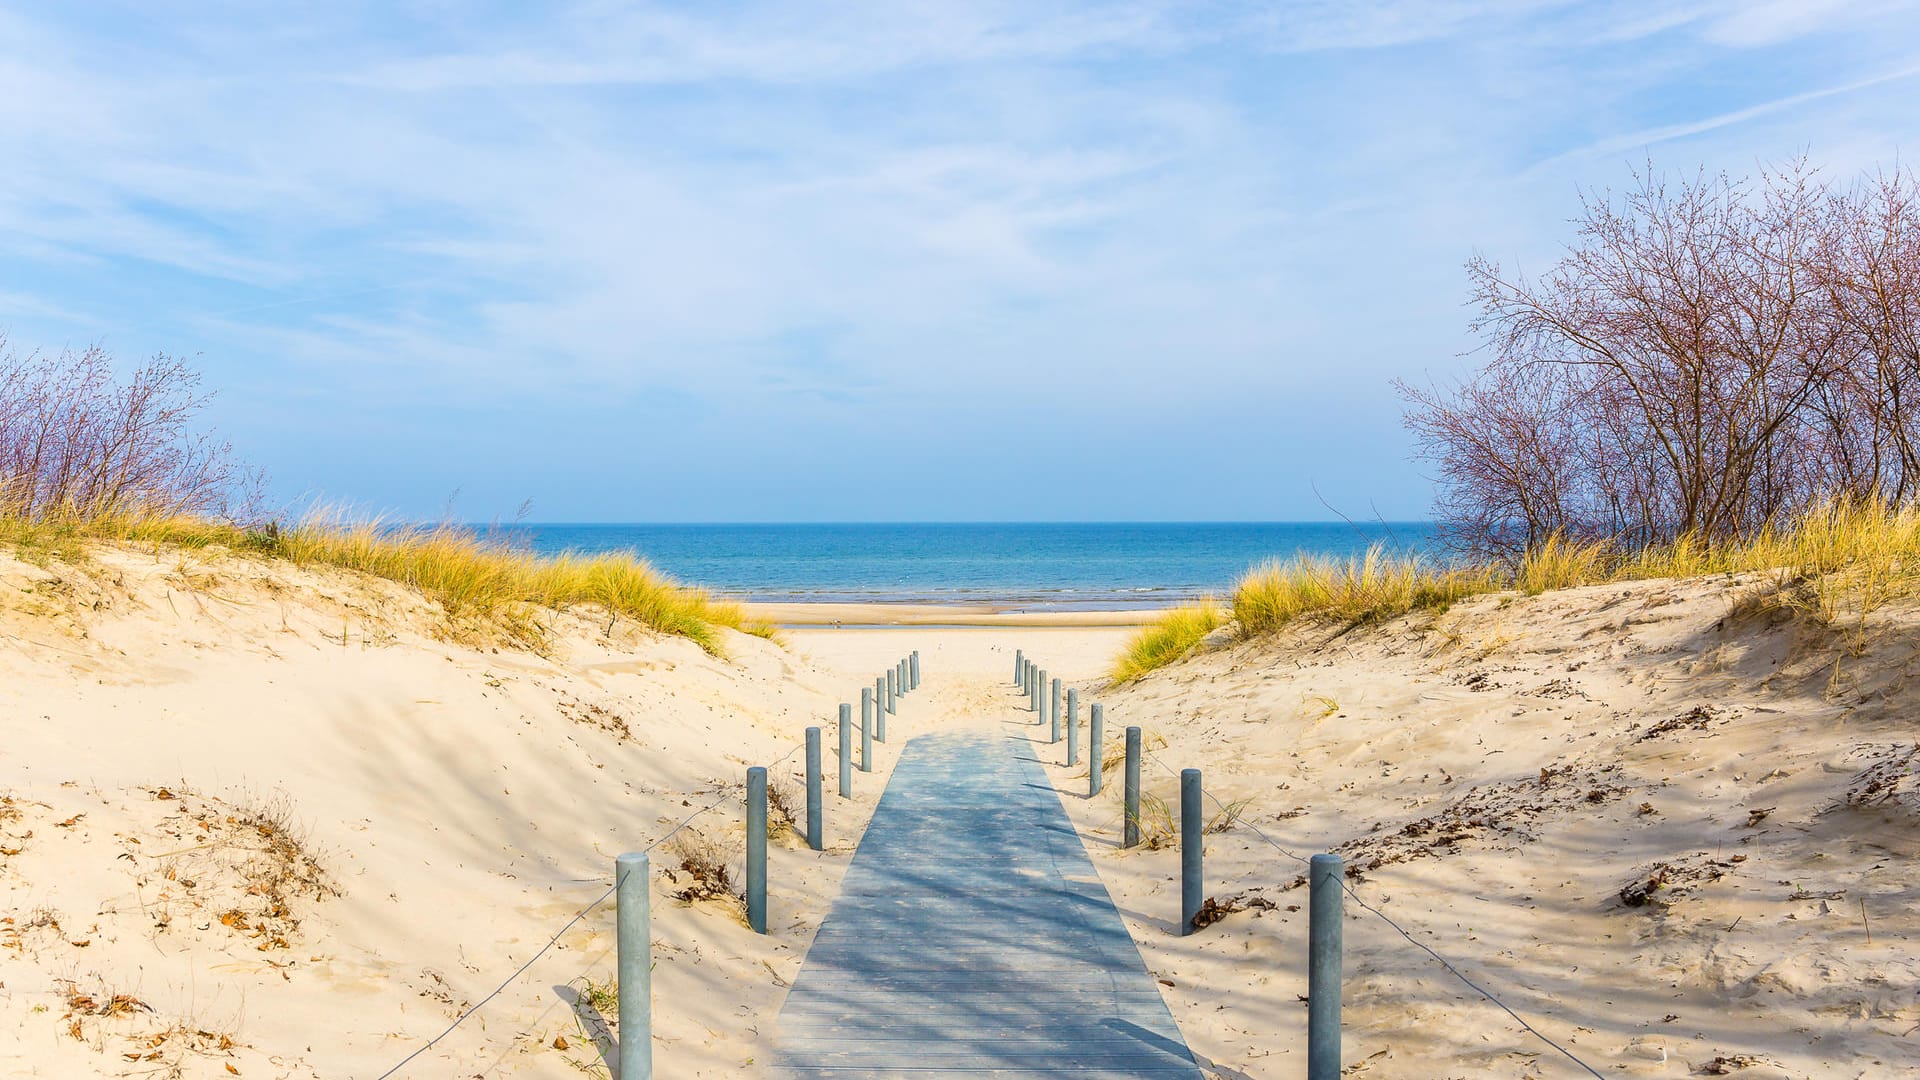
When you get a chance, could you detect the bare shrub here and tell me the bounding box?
[766,780,803,838]
[1402,159,1920,559]
[662,832,742,904]
[0,340,253,522]
[141,785,335,949]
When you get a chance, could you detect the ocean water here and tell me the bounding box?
[512,522,1442,608]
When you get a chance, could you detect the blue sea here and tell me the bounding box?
[510,523,1441,609]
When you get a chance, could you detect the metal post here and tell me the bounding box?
[1309,854,1345,1079]
[746,767,767,935]
[1036,669,1047,721]
[1089,704,1104,796]
[616,851,652,1080]
[885,669,897,714]
[899,658,908,694]
[838,705,853,796]
[1050,679,1062,743]
[1066,688,1079,766]
[860,688,873,772]
[910,650,920,690]
[875,677,888,740]
[1014,648,1024,685]
[1123,726,1142,848]
[1181,769,1202,935]
[805,727,823,852]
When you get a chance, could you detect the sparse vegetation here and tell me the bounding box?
[1204,796,1252,834]
[766,780,804,839]
[138,785,336,950]
[559,974,621,1070]
[662,832,744,907]
[1133,792,1177,850]
[1101,728,1166,774]
[55,977,239,1067]
[1116,497,1920,678]
[1,509,776,656]
[0,341,774,656]
[1127,790,1248,850]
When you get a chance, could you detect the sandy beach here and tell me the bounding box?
[12,6,1920,1077]
[744,601,1161,627]
[1,543,1915,1078]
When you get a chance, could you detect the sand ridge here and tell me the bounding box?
[0,545,930,1077]
[2,545,1916,1077]
[1017,576,1920,1079]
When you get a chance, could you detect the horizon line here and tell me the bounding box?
[467,519,1443,528]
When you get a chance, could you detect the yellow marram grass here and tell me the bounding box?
[1113,497,1920,681]
[1110,600,1224,684]
[1232,547,1497,637]
[0,508,774,655]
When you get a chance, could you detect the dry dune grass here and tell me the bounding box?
[1114,497,1920,680]
[1110,601,1223,683]
[0,507,775,655]
[1233,547,1497,636]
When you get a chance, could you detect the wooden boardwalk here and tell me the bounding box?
[770,730,1204,1078]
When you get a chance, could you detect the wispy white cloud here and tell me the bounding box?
[1528,58,1920,171]
[348,3,1197,91]
[2,1,1919,518]
[1699,0,1904,47]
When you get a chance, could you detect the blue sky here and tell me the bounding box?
[4,1,1919,522]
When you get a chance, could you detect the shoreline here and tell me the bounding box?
[742,601,1161,627]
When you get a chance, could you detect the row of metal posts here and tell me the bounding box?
[1014,649,1343,1080]
[614,649,922,1080]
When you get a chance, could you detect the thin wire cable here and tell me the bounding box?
[1135,744,1605,1079]
[371,881,617,1080]
[373,724,818,1080]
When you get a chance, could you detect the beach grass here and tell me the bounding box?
[1232,547,1498,638]
[1110,600,1225,683]
[1113,497,1920,681]
[0,508,775,655]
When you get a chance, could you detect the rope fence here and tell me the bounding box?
[370,779,746,1079]
[370,650,920,1080]
[372,645,1597,1080]
[1017,649,1607,1080]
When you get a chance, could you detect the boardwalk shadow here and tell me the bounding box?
[1103,1017,1201,1062]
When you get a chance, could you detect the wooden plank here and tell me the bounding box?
[771,730,1203,1078]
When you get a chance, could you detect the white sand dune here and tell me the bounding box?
[1035,577,1920,1079]
[0,546,912,1077]
[2,545,1914,1078]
